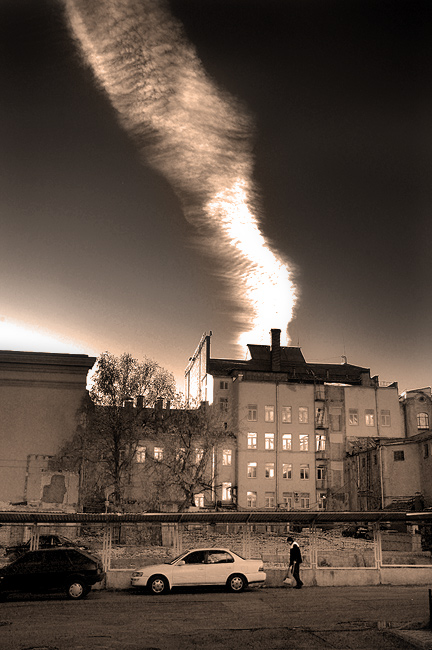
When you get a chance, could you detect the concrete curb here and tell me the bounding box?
[386,629,432,650]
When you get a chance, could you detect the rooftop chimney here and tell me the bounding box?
[271,328,281,372]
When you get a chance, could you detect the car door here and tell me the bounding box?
[171,550,207,586]
[2,551,45,593]
[205,550,236,585]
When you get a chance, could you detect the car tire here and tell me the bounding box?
[147,574,169,595]
[227,573,247,593]
[66,578,90,600]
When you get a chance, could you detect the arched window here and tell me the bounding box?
[417,412,430,429]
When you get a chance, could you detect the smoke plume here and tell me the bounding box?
[65,0,297,348]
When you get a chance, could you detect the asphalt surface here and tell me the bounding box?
[0,585,431,649]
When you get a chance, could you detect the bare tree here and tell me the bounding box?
[54,352,177,509]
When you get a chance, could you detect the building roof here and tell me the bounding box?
[208,344,371,385]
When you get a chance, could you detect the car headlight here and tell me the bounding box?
[132,571,144,577]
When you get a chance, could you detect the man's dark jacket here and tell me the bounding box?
[289,542,302,565]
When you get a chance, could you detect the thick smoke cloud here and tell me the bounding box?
[65,0,297,348]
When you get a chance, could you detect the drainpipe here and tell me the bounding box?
[275,382,280,507]
[379,446,385,508]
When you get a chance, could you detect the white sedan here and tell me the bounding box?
[131,547,266,594]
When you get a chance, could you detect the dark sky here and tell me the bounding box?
[1,0,431,391]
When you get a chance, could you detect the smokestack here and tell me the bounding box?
[271,328,281,372]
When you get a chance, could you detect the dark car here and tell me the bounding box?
[0,547,105,599]
[5,534,89,560]
[342,525,372,540]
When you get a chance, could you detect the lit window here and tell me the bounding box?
[220,381,229,390]
[318,492,326,509]
[417,413,429,429]
[281,406,292,423]
[222,449,232,465]
[300,493,310,509]
[265,462,275,478]
[300,464,310,480]
[282,493,292,509]
[247,432,257,449]
[282,434,292,450]
[349,409,359,425]
[135,445,146,463]
[393,450,405,461]
[219,397,228,413]
[194,493,204,508]
[265,405,275,422]
[154,447,163,461]
[299,434,309,451]
[265,433,275,450]
[365,410,375,426]
[316,434,326,451]
[282,463,292,479]
[247,462,257,478]
[381,410,391,426]
[222,482,232,501]
[247,491,257,508]
[299,407,309,423]
[316,466,325,480]
[248,405,258,421]
[265,492,275,508]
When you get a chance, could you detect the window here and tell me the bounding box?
[424,444,429,459]
[315,407,325,427]
[318,492,326,509]
[316,434,326,451]
[247,491,257,508]
[300,464,310,480]
[282,434,292,450]
[316,466,325,480]
[194,493,204,508]
[265,492,275,508]
[417,413,430,430]
[365,409,375,426]
[220,381,229,390]
[300,493,310,509]
[349,409,359,425]
[222,449,232,465]
[299,434,309,451]
[281,406,292,423]
[282,463,292,479]
[299,407,309,423]
[393,450,405,462]
[381,409,391,427]
[154,447,163,461]
[247,462,257,478]
[265,462,275,478]
[222,482,232,501]
[135,445,146,463]
[265,433,275,450]
[248,405,258,421]
[219,397,228,413]
[207,550,234,564]
[247,432,257,449]
[265,405,275,422]
[282,493,293,509]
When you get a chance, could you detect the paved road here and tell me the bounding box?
[0,585,429,649]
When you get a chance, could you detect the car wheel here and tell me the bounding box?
[66,578,90,600]
[147,574,169,595]
[227,573,247,593]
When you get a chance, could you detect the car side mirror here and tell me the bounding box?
[177,560,186,566]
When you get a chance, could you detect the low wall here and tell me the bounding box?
[102,566,432,591]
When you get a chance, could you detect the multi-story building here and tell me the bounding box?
[346,388,432,510]
[185,330,404,510]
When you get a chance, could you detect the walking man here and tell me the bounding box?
[287,536,303,589]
